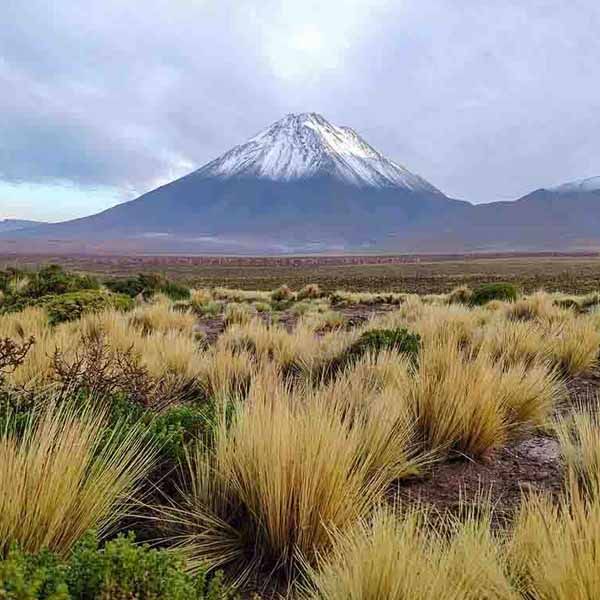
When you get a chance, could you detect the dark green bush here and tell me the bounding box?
[105,396,215,463]
[0,547,68,599]
[161,281,191,302]
[324,328,421,381]
[104,273,163,299]
[0,532,233,599]
[105,274,190,302]
[3,290,133,325]
[20,265,99,299]
[469,283,518,305]
[346,328,421,362]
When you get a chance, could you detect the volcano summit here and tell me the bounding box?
[6,113,462,253]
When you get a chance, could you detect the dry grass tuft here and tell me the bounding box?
[509,487,600,598]
[555,398,600,496]
[129,301,196,334]
[303,505,517,600]
[160,369,418,581]
[0,401,157,557]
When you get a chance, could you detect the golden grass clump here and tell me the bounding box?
[478,319,544,369]
[447,285,473,305]
[504,291,565,323]
[129,301,196,334]
[543,316,600,375]
[555,399,600,496]
[197,346,256,399]
[410,335,509,457]
[218,318,345,373]
[497,362,563,436]
[508,488,600,598]
[303,506,517,600]
[162,369,417,579]
[409,330,561,457]
[0,401,157,557]
[223,302,255,326]
[190,288,213,307]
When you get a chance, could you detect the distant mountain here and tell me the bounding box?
[0,219,45,233]
[458,182,600,252]
[549,176,600,194]
[4,113,464,253]
[3,115,600,254]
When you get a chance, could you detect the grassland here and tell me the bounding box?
[1,264,600,597]
[2,252,600,293]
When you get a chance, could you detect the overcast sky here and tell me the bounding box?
[1,0,599,221]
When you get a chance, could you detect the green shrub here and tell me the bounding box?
[0,546,69,599]
[161,281,191,302]
[20,265,99,300]
[324,328,421,381]
[104,274,164,299]
[194,301,222,318]
[3,291,133,325]
[49,291,132,325]
[104,397,216,464]
[0,532,233,599]
[105,274,190,302]
[253,301,272,313]
[346,328,421,363]
[470,283,518,305]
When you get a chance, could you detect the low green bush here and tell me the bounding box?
[322,328,421,382]
[104,273,163,299]
[20,265,99,299]
[0,532,233,599]
[2,290,133,325]
[469,282,518,305]
[105,274,190,302]
[253,301,272,313]
[161,281,191,302]
[104,396,215,463]
[346,328,421,363]
[194,301,222,318]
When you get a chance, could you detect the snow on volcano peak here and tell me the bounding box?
[197,113,442,193]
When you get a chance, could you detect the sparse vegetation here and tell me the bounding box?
[1,265,600,595]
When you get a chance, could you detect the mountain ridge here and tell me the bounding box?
[2,113,600,254]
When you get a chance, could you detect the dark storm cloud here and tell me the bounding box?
[1,0,599,203]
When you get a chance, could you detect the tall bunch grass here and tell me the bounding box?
[303,505,517,600]
[0,401,157,557]
[160,368,418,581]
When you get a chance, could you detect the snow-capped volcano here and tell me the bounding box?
[1,112,465,253]
[198,112,441,193]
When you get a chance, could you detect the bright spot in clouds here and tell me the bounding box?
[292,26,323,52]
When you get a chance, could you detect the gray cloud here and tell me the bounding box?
[1,0,599,205]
